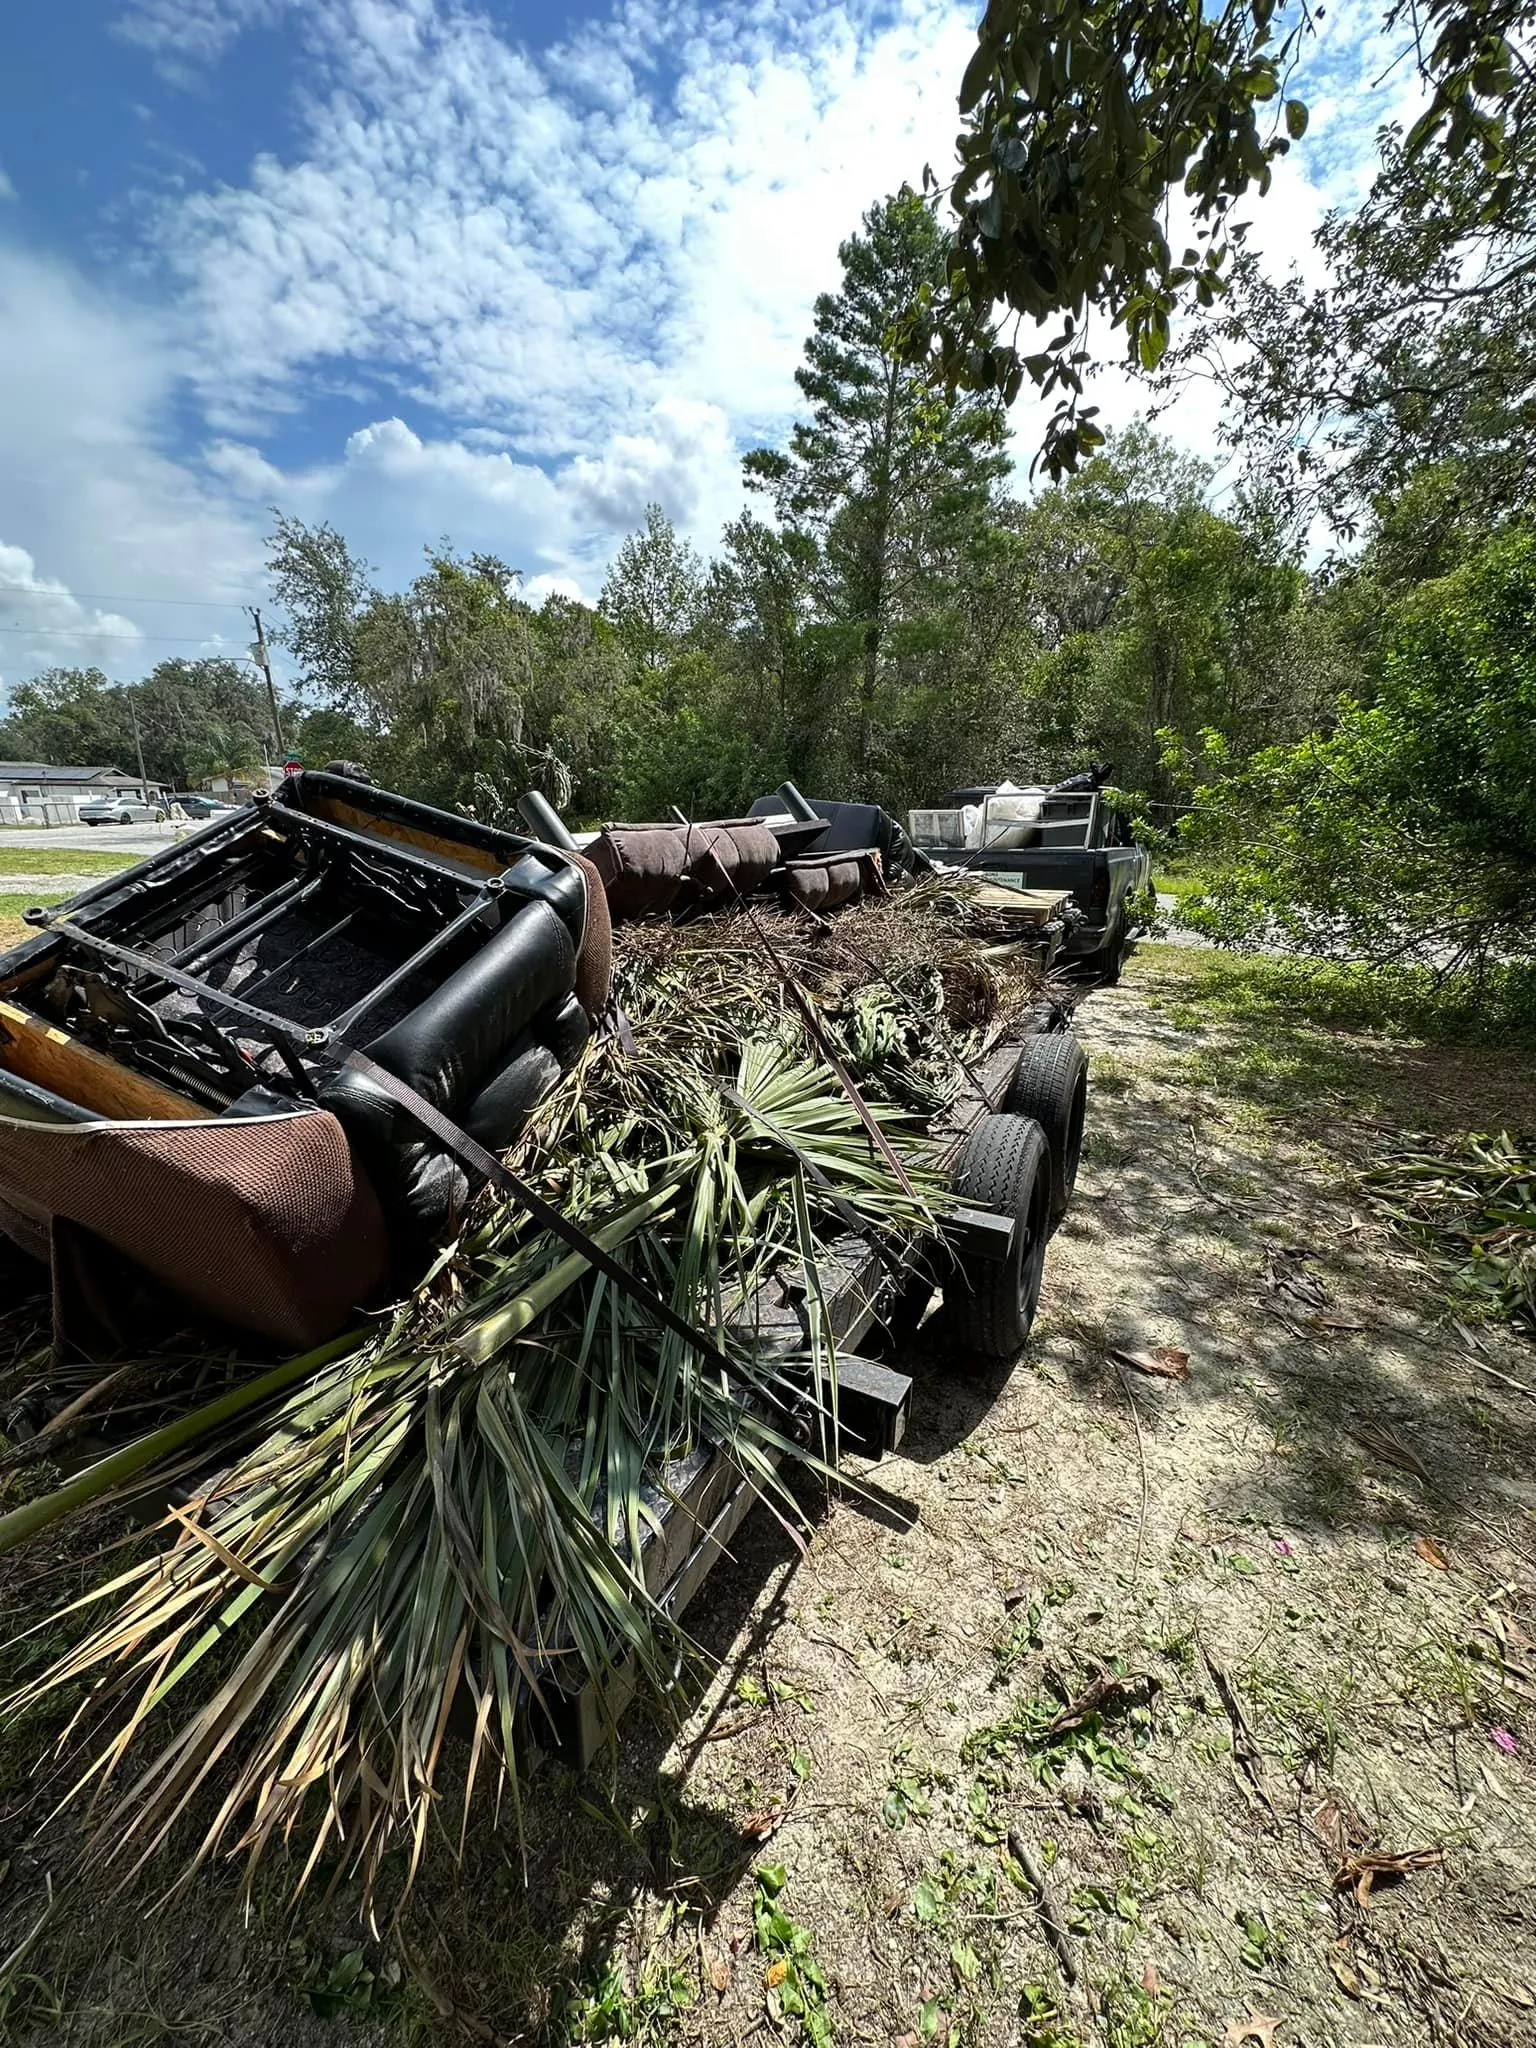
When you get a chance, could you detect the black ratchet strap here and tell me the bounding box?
[340,1049,798,1420]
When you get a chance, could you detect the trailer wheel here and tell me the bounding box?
[1004,1032,1087,1228]
[946,1112,1052,1360]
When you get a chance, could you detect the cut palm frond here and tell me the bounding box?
[3,1024,941,1910]
[1363,1130,1536,1328]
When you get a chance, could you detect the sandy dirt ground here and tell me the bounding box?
[3,940,1534,2046]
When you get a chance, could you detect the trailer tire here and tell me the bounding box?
[1004,1032,1087,1228]
[946,1112,1052,1360]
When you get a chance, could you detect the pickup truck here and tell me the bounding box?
[908,778,1152,981]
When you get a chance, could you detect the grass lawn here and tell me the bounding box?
[1150,865,1212,905]
[0,889,74,952]
[0,848,139,879]
[0,854,138,951]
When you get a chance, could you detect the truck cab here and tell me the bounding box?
[909,779,1152,981]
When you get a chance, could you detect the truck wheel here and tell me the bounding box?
[946,1113,1052,1360]
[1004,1032,1087,1229]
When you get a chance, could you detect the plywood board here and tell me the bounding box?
[310,792,505,877]
[966,883,1072,920]
[0,1000,206,1123]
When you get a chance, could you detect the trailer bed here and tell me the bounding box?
[547,1006,1056,1759]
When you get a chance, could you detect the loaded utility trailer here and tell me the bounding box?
[548,1003,1089,1761]
[0,767,1092,1779]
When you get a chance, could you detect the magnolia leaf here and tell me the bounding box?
[959,40,994,114]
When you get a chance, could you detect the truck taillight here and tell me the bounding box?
[1090,866,1110,910]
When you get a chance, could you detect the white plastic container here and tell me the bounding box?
[980,788,1049,849]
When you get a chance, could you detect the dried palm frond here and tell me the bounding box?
[1363,1130,1536,1328]
[608,878,1048,1117]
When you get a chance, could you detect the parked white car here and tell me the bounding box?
[78,796,165,825]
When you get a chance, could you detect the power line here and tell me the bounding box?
[0,626,263,648]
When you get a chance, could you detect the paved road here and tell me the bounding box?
[0,820,189,855]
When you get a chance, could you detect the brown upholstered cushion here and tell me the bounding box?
[587,827,689,917]
[568,851,614,1014]
[684,822,781,906]
[781,853,867,913]
[0,1109,388,1351]
[589,820,782,920]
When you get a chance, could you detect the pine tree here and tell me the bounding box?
[744,187,1010,792]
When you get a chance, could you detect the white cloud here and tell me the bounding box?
[0,241,264,691]
[145,0,1420,529]
[523,572,584,606]
[314,417,579,587]
[0,544,144,687]
[157,2,976,457]
[202,438,288,499]
[568,399,736,531]
[114,0,302,75]
[0,0,1436,706]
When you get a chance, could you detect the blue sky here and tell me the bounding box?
[0,0,1414,695]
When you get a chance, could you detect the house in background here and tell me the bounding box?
[0,762,164,826]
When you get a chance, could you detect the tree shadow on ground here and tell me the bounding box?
[1052,968,1536,1570]
[6,959,1534,2045]
[0,1255,999,2048]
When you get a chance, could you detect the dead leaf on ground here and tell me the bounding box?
[1201,1638,1277,1820]
[702,1710,762,1743]
[742,1806,784,1841]
[1334,1845,1445,1906]
[1326,1945,1385,2003]
[1349,1423,1432,1486]
[1044,1660,1160,1735]
[1265,1249,1329,1308]
[1223,2014,1282,2048]
[1141,1962,1161,1997]
[708,1958,732,1995]
[1312,1794,1373,1864]
[764,1958,788,1990]
[1111,1345,1190,1381]
[1413,1534,1451,1569]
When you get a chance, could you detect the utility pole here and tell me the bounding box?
[126,688,150,797]
[246,606,286,758]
